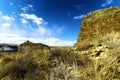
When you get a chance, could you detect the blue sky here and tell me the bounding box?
[0,0,119,46]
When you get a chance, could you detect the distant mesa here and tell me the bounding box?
[75,6,120,47]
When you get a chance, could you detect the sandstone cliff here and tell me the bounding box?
[75,6,120,47]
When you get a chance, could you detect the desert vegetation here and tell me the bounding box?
[1,6,120,80]
[0,31,120,80]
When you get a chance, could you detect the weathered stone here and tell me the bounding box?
[75,6,120,48]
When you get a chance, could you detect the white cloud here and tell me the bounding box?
[0,33,28,44]
[43,38,75,46]
[21,18,28,24]
[29,26,52,38]
[21,7,28,12]
[20,13,51,37]
[74,15,86,20]
[0,11,73,46]
[21,4,34,12]
[2,23,11,27]
[28,4,33,8]
[3,16,14,21]
[20,13,43,25]
[38,27,46,36]
[101,0,113,7]
[0,33,75,46]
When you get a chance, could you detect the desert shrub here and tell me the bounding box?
[76,39,96,51]
[87,46,120,80]
[75,45,120,80]
[0,56,13,64]
[99,31,120,48]
[48,62,81,80]
[49,47,93,68]
[48,58,94,80]
[49,48,77,65]
[46,47,94,80]
[0,53,38,80]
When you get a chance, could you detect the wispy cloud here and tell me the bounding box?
[2,23,11,27]
[74,14,86,20]
[0,34,75,46]
[21,18,28,24]
[27,4,33,8]
[0,11,75,46]
[3,16,14,21]
[20,13,43,25]
[20,4,34,12]
[101,0,113,7]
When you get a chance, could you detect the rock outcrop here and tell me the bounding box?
[18,41,50,53]
[75,6,120,47]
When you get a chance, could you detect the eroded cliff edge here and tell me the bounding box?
[75,6,120,48]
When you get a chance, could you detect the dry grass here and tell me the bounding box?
[1,34,120,80]
[0,56,13,64]
[0,53,38,80]
[49,47,76,64]
[99,31,120,48]
[48,62,81,80]
[0,47,93,80]
[75,39,97,51]
[91,46,120,80]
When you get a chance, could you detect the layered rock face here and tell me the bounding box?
[75,6,120,47]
